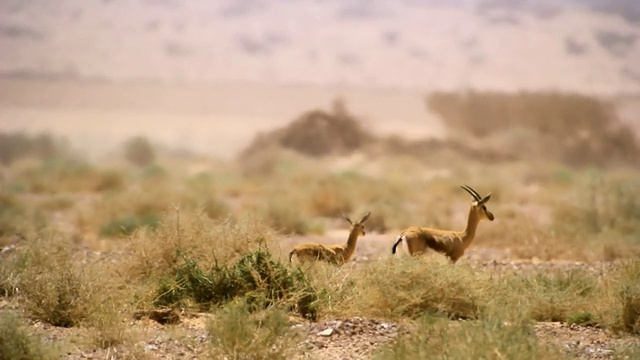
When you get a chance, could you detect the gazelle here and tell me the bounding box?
[392,185,494,263]
[289,212,371,265]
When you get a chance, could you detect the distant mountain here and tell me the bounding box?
[1,0,639,94]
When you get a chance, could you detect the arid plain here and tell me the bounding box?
[2,1,640,359]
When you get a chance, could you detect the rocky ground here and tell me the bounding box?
[18,300,638,360]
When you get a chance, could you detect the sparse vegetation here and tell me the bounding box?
[153,249,318,319]
[427,92,640,167]
[16,236,98,327]
[99,213,160,237]
[124,136,156,167]
[1,91,639,358]
[0,131,67,165]
[375,316,566,360]
[0,312,59,360]
[208,305,302,359]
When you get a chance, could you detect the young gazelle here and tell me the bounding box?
[289,212,371,265]
[392,185,494,263]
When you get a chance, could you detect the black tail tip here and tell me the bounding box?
[391,237,402,255]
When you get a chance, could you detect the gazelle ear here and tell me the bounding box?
[359,211,371,223]
[479,193,492,205]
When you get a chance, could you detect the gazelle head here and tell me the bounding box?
[343,211,372,236]
[461,185,494,222]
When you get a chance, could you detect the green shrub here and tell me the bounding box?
[566,312,598,327]
[154,249,318,320]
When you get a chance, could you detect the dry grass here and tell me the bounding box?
[15,235,97,327]
[1,91,639,357]
[207,304,303,359]
[375,317,567,360]
[0,312,59,359]
[331,257,491,320]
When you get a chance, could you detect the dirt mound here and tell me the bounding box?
[241,99,373,159]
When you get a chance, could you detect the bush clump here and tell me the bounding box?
[337,258,489,320]
[17,238,97,327]
[241,98,372,159]
[154,249,318,320]
[123,136,156,167]
[0,131,67,165]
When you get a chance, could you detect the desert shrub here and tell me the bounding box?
[240,98,372,163]
[99,213,160,238]
[0,312,58,360]
[154,249,318,319]
[375,316,565,360]
[140,163,167,179]
[551,173,640,259]
[0,248,23,297]
[124,136,155,167]
[0,191,27,239]
[336,257,490,319]
[124,212,280,283]
[497,269,598,322]
[199,196,231,219]
[427,91,640,167]
[264,198,317,235]
[311,176,354,217]
[185,172,232,219]
[619,286,640,334]
[566,312,597,327]
[207,305,301,359]
[15,159,126,193]
[609,260,640,334]
[17,237,97,327]
[93,169,126,192]
[86,301,128,349]
[0,131,67,165]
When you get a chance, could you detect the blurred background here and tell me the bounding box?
[1,0,640,258]
[1,0,639,159]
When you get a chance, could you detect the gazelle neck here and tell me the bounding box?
[462,207,481,245]
[344,227,361,257]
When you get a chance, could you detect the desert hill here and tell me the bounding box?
[1,0,639,95]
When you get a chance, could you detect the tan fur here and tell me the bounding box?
[392,185,494,263]
[289,212,371,265]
